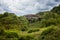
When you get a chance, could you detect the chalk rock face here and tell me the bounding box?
[25,14,41,23]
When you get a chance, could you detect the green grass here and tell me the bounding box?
[0,25,60,40]
[4,26,52,36]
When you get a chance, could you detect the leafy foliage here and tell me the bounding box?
[51,5,60,14]
[0,5,60,40]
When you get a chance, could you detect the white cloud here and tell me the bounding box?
[0,0,60,16]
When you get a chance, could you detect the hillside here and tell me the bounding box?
[0,5,60,40]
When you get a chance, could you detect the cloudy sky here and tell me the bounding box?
[0,0,60,16]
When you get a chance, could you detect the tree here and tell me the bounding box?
[18,16,29,31]
[51,4,60,14]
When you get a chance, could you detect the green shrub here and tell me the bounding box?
[28,29,39,33]
[18,37,25,40]
[19,36,34,40]
[41,27,54,35]
[39,27,60,40]
[5,32,19,38]
[0,29,5,35]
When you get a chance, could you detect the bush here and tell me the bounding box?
[28,29,39,33]
[19,36,34,40]
[41,27,54,35]
[0,29,5,35]
[39,27,60,40]
[5,32,19,38]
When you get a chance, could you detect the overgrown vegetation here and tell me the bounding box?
[0,5,60,40]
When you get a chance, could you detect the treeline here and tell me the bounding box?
[0,12,29,31]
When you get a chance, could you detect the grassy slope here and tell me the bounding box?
[5,26,58,37]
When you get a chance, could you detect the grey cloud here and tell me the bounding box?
[0,0,60,15]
